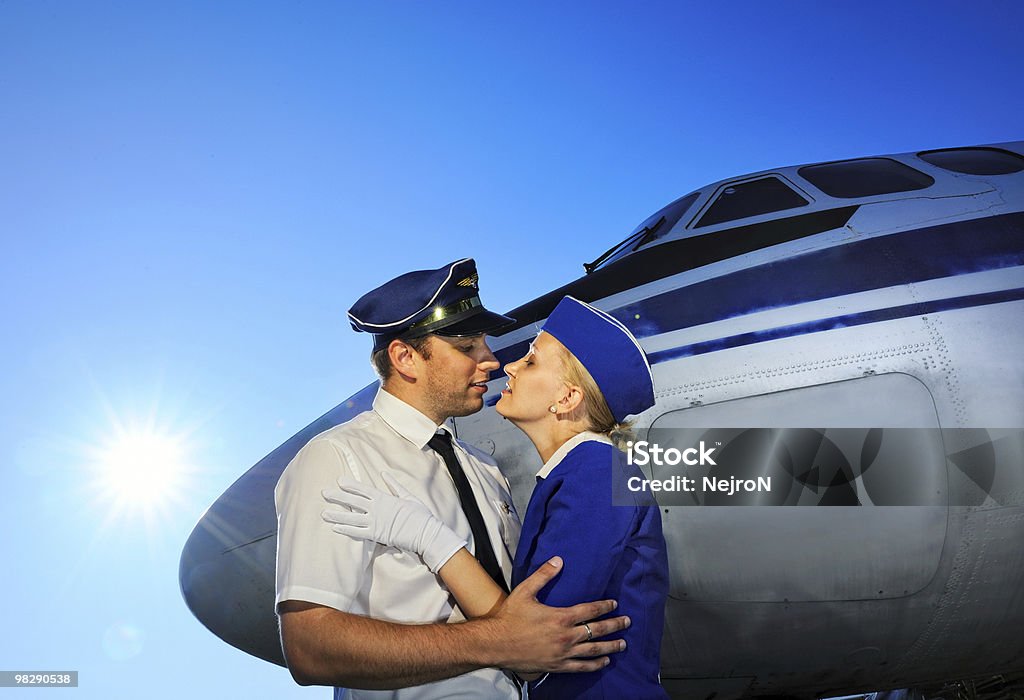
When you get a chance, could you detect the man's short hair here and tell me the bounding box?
[371,335,433,380]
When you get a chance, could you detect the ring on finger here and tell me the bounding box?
[583,623,593,642]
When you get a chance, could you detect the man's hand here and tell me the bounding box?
[279,556,629,688]
[479,556,630,674]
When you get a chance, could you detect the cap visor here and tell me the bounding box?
[432,308,516,337]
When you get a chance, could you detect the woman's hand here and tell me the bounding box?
[322,471,468,572]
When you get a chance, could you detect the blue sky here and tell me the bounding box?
[1,1,1021,697]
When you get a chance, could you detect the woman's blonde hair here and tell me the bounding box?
[557,344,635,451]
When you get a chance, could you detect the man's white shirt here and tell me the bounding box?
[275,387,522,699]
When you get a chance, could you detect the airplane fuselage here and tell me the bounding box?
[180,142,1024,698]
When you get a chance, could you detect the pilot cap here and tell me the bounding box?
[541,296,655,423]
[348,258,516,352]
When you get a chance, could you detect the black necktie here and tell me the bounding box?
[428,431,510,593]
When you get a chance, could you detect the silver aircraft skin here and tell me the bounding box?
[179,142,1024,699]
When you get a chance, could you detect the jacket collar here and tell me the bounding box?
[536,431,612,479]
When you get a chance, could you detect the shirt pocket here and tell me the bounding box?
[490,497,522,556]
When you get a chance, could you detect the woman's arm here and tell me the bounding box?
[436,548,507,617]
[435,550,542,681]
[321,472,507,618]
[320,472,584,683]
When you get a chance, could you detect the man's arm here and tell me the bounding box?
[279,556,629,688]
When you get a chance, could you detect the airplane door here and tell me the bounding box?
[647,372,948,603]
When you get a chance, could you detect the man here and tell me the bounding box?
[275,258,629,698]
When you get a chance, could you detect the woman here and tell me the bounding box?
[323,295,669,699]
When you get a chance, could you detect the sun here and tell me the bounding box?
[97,430,187,503]
[88,424,195,520]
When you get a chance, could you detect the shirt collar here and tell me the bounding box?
[536,431,613,480]
[372,387,448,450]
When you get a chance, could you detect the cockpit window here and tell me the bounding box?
[917,147,1024,175]
[694,176,808,228]
[633,191,701,242]
[798,158,933,198]
[587,191,700,271]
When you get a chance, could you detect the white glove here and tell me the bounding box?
[322,470,467,573]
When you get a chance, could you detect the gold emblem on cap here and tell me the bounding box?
[456,274,479,288]
[407,297,482,331]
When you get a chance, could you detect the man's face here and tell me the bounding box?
[418,334,499,423]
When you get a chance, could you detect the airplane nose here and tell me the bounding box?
[179,382,379,667]
[179,465,286,666]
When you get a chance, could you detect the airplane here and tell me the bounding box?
[179,141,1024,699]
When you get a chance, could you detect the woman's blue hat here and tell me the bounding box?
[541,296,655,422]
[348,258,515,351]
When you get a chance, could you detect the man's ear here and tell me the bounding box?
[388,338,427,381]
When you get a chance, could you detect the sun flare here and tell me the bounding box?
[98,431,186,502]
[88,424,195,519]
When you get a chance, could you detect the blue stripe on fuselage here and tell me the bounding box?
[618,211,1024,340]
[489,211,1023,376]
[646,287,1024,364]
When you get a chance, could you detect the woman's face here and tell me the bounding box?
[495,332,568,424]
